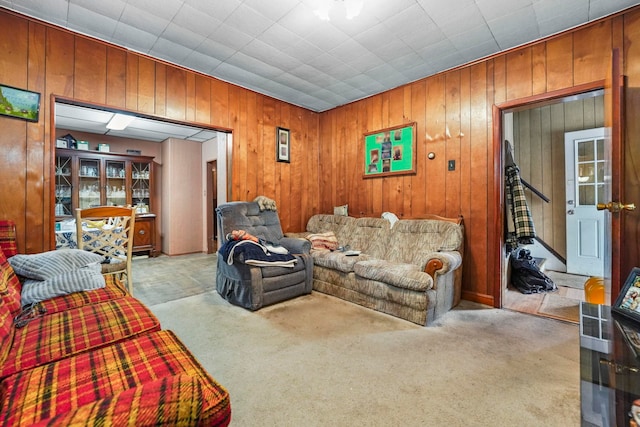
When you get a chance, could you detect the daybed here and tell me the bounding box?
[0,225,231,426]
[290,214,464,326]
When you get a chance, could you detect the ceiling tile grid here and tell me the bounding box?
[0,0,638,111]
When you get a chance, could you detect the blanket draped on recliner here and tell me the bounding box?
[219,240,297,267]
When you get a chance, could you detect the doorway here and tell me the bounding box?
[501,89,605,323]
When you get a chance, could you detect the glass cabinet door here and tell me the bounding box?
[55,153,72,217]
[132,161,151,212]
[105,160,126,206]
[78,158,101,209]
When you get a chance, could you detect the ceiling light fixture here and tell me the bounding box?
[313,0,363,21]
[106,113,135,130]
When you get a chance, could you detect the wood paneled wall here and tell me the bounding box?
[513,95,605,260]
[318,12,638,305]
[0,9,320,255]
[2,7,640,306]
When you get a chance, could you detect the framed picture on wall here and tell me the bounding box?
[0,84,40,122]
[363,122,416,178]
[613,267,640,324]
[277,127,290,163]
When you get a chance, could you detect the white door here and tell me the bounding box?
[565,128,606,276]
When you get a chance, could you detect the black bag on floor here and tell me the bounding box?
[510,248,557,294]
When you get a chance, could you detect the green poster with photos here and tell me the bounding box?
[363,122,416,178]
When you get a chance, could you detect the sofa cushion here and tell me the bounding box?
[8,249,104,281]
[0,297,161,378]
[0,248,23,315]
[354,259,434,291]
[37,274,127,315]
[312,251,370,273]
[0,330,231,426]
[20,262,106,306]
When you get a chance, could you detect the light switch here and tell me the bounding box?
[448,160,455,171]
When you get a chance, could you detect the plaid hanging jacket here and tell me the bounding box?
[505,163,536,251]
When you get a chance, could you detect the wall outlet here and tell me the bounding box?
[448,160,455,171]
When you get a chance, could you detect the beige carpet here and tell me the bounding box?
[147,290,581,427]
[537,293,580,323]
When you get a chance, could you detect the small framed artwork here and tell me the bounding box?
[0,84,40,122]
[277,127,290,163]
[613,267,640,324]
[363,122,416,178]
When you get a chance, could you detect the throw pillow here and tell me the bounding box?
[20,263,106,306]
[8,249,104,280]
[307,232,339,252]
[334,204,348,216]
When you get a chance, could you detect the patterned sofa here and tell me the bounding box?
[291,214,464,326]
[0,231,231,425]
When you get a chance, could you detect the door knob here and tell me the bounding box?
[596,202,636,212]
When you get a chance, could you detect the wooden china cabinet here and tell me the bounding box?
[54,148,157,256]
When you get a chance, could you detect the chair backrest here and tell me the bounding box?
[216,201,284,243]
[75,206,136,294]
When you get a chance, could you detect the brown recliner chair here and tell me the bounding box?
[215,201,313,310]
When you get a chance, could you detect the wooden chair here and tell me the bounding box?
[75,206,136,294]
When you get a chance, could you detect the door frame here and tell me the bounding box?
[491,80,609,308]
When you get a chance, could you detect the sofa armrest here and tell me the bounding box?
[423,251,462,285]
[279,236,311,254]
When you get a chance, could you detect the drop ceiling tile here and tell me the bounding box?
[447,23,495,51]
[290,64,336,87]
[111,23,159,53]
[181,50,223,74]
[259,23,305,50]
[12,0,69,25]
[487,6,540,50]
[381,3,434,41]
[226,52,284,79]
[589,0,639,19]
[279,38,325,64]
[475,0,533,22]
[303,21,350,52]
[149,38,194,63]
[373,38,414,62]
[418,0,479,26]
[330,39,380,72]
[352,22,394,51]
[171,4,223,36]
[342,74,386,94]
[224,3,273,38]
[161,23,207,50]
[182,0,242,21]
[242,0,298,22]
[242,39,302,70]
[71,0,126,21]
[119,4,170,35]
[277,2,324,37]
[67,5,118,40]
[272,72,320,94]
[207,23,253,51]
[198,38,237,62]
[131,0,183,21]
